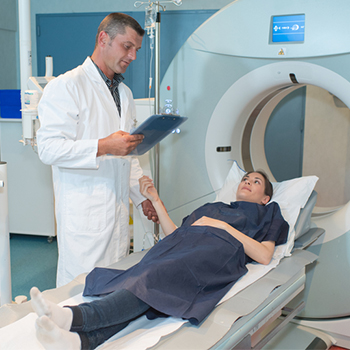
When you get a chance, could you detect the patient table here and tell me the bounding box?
[0,228,322,350]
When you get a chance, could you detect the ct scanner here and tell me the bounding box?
[157,0,350,346]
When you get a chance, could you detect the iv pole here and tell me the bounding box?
[154,3,161,242]
[134,0,182,243]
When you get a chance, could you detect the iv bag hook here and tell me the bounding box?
[134,1,182,9]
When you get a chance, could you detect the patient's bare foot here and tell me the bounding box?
[36,315,81,350]
[30,287,73,331]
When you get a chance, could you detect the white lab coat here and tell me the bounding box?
[37,57,146,287]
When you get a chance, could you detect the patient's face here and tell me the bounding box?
[236,172,270,205]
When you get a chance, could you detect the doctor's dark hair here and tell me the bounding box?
[243,170,273,200]
[95,13,145,46]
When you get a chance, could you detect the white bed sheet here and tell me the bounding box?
[0,251,283,350]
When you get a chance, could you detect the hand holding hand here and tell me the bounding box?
[141,199,160,223]
[139,176,174,235]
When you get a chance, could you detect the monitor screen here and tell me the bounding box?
[271,14,305,43]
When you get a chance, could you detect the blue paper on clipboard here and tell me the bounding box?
[130,114,188,155]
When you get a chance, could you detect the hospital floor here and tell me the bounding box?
[9,233,58,301]
[9,228,134,302]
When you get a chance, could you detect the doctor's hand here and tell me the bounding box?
[97,131,144,157]
[141,199,161,224]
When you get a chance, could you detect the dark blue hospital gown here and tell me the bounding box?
[83,201,289,325]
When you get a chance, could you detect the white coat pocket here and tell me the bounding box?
[64,182,107,233]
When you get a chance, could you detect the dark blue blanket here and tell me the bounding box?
[83,201,288,325]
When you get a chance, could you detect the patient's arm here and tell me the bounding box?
[191,216,275,265]
[139,176,177,236]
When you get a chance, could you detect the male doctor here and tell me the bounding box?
[37,13,159,287]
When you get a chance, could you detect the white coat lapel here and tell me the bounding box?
[82,58,121,130]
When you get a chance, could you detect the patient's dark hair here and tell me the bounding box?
[244,170,273,200]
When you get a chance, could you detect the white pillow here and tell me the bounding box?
[215,161,319,257]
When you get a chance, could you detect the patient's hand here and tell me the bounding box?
[191,216,227,231]
[139,176,159,203]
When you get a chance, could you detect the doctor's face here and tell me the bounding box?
[236,172,270,205]
[102,26,143,77]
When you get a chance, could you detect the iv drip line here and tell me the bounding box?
[148,36,154,115]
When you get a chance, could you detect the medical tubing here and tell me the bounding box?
[148,35,154,109]
[143,231,159,250]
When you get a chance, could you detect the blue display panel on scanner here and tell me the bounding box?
[271,14,305,43]
[130,114,188,155]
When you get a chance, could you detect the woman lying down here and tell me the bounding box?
[30,171,289,350]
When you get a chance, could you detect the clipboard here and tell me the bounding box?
[130,114,188,155]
